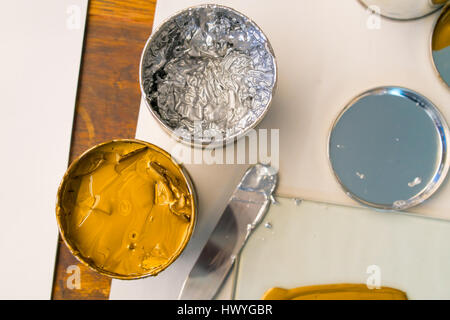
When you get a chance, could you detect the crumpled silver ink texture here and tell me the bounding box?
[141,5,276,145]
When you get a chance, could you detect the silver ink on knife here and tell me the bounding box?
[178,164,278,299]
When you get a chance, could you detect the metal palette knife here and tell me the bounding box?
[179,164,278,300]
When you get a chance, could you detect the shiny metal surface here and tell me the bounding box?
[140,4,277,147]
[431,3,450,87]
[178,164,277,300]
[328,87,449,211]
[359,0,445,20]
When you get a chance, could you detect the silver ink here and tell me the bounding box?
[141,5,276,145]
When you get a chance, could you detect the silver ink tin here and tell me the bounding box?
[328,86,449,211]
[139,4,277,147]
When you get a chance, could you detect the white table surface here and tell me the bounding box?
[110,0,450,299]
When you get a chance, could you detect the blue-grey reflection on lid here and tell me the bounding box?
[329,87,449,210]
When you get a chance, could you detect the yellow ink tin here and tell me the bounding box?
[56,139,197,280]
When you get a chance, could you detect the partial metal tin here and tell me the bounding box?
[139,4,277,147]
[431,3,450,88]
[359,0,445,20]
[56,139,198,280]
[328,87,449,211]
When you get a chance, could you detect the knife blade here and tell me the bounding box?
[178,163,278,300]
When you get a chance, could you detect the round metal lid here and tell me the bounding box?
[359,0,444,20]
[431,3,450,88]
[328,87,449,210]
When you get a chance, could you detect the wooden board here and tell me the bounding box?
[51,0,156,300]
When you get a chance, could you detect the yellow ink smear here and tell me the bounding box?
[262,284,407,300]
[56,140,196,279]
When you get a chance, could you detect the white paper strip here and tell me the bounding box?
[0,0,88,299]
[110,0,450,299]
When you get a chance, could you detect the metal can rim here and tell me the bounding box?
[138,4,278,148]
[357,0,443,21]
[326,86,450,211]
[55,138,198,280]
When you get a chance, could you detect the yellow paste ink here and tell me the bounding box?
[262,284,407,300]
[432,6,450,51]
[56,140,196,279]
